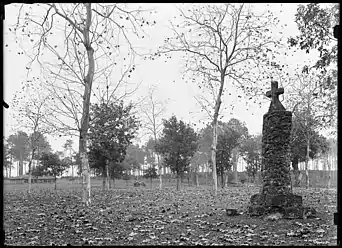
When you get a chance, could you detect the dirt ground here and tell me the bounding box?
[3,179,338,245]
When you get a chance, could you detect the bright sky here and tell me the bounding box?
[4,3,324,153]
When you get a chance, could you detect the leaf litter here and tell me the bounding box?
[4,186,337,245]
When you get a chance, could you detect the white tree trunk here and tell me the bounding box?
[211,120,218,195]
[79,3,94,206]
[102,165,106,191]
[157,154,162,190]
[195,169,199,187]
[28,170,32,193]
[102,172,106,190]
[232,147,239,183]
[305,137,310,188]
[327,154,331,189]
[106,161,109,190]
[210,74,226,195]
[80,149,91,205]
[9,156,12,178]
[27,149,36,194]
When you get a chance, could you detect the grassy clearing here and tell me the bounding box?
[4,179,337,245]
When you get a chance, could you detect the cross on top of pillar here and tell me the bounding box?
[266,81,285,111]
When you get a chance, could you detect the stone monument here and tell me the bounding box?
[248,81,314,219]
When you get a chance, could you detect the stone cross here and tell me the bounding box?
[266,81,285,111]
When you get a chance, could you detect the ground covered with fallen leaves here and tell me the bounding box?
[4,181,338,246]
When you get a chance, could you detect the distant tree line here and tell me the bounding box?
[4,106,333,192]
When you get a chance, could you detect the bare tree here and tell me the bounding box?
[157,3,282,195]
[11,81,54,194]
[140,84,168,189]
[13,3,155,205]
[284,69,335,188]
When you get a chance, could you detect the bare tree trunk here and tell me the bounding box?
[19,152,23,176]
[211,120,218,195]
[28,164,32,194]
[314,159,319,171]
[305,137,310,188]
[102,166,106,191]
[9,156,12,178]
[193,165,199,187]
[327,169,331,189]
[27,148,36,194]
[80,142,91,205]
[327,154,331,189]
[211,74,226,195]
[221,167,224,188]
[181,173,183,187]
[232,148,239,183]
[188,173,191,187]
[176,173,180,191]
[157,154,162,190]
[108,169,112,189]
[189,167,193,187]
[105,161,110,190]
[195,170,199,187]
[78,3,94,206]
[28,169,32,194]
[55,176,57,190]
[125,172,129,186]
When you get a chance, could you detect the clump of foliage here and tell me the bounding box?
[37,152,69,189]
[240,135,262,183]
[156,115,199,190]
[88,100,140,190]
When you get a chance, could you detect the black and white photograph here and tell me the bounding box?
[3,3,339,246]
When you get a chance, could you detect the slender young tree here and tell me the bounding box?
[157,3,284,194]
[11,81,54,194]
[284,69,335,188]
[141,85,168,189]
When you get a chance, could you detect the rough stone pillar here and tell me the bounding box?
[247,81,314,219]
[261,110,292,196]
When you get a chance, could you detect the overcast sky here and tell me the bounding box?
[4,3,321,152]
